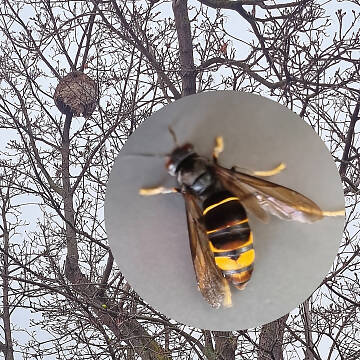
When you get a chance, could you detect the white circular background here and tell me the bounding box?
[105,91,344,330]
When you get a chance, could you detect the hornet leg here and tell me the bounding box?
[321,209,345,217]
[212,135,284,177]
[252,162,286,177]
[213,136,224,163]
[232,163,287,177]
[139,186,180,196]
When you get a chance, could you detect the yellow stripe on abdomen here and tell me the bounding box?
[214,249,255,271]
[209,233,253,253]
[203,196,239,215]
[206,218,248,235]
[202,190,254,289]
[209,231,255,271]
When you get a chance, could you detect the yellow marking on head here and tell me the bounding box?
[203,196,239,215]
[253,162,286,177]
[206,218,248,235]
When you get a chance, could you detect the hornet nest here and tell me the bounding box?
[54,71,98,117]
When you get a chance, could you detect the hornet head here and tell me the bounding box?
[166,143,195,176]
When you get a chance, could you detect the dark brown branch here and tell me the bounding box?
[325,282,360,307]
[71,114,126,194]
[44,1,76,71]
[172,0,196,96]
[198,0,282,79]
[284,325,323,360]
[197,0,303,10]
[0,191,15,360]
[93,0,181,100]
[99,252,114,289]
[5,0,59,78]
[197,57,286,89]
[302,299,315,360]
[0,84,63,195]
[78,7,97,71]
[339,95,360,177]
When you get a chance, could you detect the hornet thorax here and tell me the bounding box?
[166,143,217,197]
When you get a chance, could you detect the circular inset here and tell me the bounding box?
[105,91,344,330]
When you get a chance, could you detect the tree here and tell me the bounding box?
[0,0,359,359]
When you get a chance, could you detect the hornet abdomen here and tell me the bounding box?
[202,190,254,289]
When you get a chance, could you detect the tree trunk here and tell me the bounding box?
[172,0,196,96]
[1,205,15,360]
[213,331,236,360]
[258,314,289,360]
